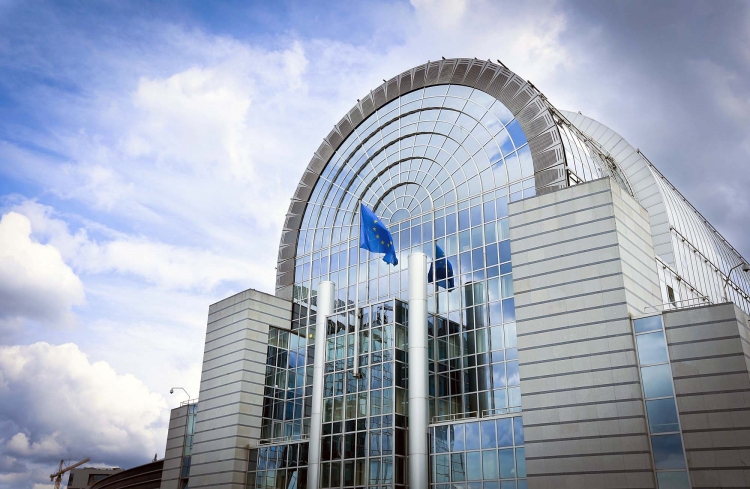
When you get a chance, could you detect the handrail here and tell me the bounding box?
[431,411,479,424]
[642,296,711,313]
[258,434,310,446]
[180,398,199,406]
[431,407,523,425]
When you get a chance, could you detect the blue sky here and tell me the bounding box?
[0,1,749,487]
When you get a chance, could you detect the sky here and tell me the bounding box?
[0,0,748,487]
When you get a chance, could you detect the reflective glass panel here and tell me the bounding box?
[656,470,691,489]
[467,451,482,480]
[646,398,680,433]
[636,331,669,365]
[641,364,675,399]
[634,315,663,333]
[651,434,687,469]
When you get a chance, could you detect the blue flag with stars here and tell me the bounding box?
[359,203,398,266]
[428,244,455,289]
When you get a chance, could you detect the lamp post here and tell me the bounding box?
[169,387,191,402]
[722,262,750,302]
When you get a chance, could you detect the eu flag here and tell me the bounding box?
[428,244,455,289]
[359,203,398,265]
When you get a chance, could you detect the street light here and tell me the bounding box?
[722,262,750,302]
[169,387,191,401]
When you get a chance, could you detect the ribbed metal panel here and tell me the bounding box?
[507,86,534,113]
[336,116,352,138]
[528,127,560,154]
[531,146,564,172]
[523,112,553,140]
[360,94,375,117]
[278,256,294,273]
[412,65,426,89]
[463,60,483,86]
[451,60,470,83]
[385,77,399,102]
[308,156,326,174]
[325,128,342,150]
[534,164,566,187]
[475,64,497,91]
[425,62,440,84]
[348,106,363,127]
[293,184,312,201]
[516,99,543,125]
[485,72,510,99]
[316,141,334,162]
[498,78,521,106]
[437,60,455,84]
[399,72,413,96]
[372,86,386,107]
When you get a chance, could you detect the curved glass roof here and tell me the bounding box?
[296,84,534,258]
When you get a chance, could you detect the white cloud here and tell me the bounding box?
[10,200,266,291]
[0,212,85,328]
[0,342,168,486]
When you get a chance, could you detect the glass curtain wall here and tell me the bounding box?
[262,83,535,488]
[249,326,312,488]
[318,299,410,487]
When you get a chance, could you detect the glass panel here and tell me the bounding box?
[451,423,466,451]
[634,315,663,333]
[651,434,687,469]
[656,470,691,488]
[435,425,449,453]
[465,422,480,450]
[466,451,482,481]
[451,453,466,481]
[482,450,498,479]
[498,448,515,478]
[481,420,497,448]
[646,398,681,433]
[513,417,524,445]
[496,418,513,447]
[641,364,675,399]
[636,331,669,365]
[515,448,526,478]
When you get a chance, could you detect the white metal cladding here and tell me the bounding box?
[275,58,568,298]
[562,110,750,314]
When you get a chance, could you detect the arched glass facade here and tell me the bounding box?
[251,83,536,489]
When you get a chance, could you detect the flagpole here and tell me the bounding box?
[352,199,362,378]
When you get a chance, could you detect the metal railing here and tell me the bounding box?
[179,398,199,406]
[431,411,478,424]
[258,434,310,446]
[642,296,711,314]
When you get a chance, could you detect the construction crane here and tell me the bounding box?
[50,457,90,489]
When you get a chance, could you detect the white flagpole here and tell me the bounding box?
[352,200,362,378]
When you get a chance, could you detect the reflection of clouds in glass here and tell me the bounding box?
[641,364,675,398]
[506,120,527,147]
[506,153,522,183]
[636,331,669,365]
[651,434,687,469]
[305,85,529,243]
[518,146,534,178]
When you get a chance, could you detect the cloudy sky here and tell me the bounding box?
[0,0,748,487]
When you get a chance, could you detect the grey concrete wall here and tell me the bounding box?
[160,404,189,489]
[188,289,291,489]
[509,178,662,488]
[663,303,750,488]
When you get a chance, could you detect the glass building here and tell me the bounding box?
[158,59,750,489]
